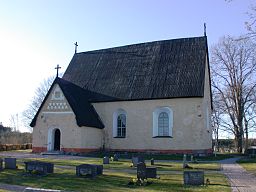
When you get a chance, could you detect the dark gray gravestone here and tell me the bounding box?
[24,161,54,175]
[103,156,109,164]
[183,154,187,168]
[4,158,16,169]
[113,154,119,161]
[0,158,3,170]
[184,171,204,186]
[76,164,103,178]
[151,158,154,165]
[146,167,157,178]
[137,162,147,180]
[132,156,144,167]
[96,164,103,174]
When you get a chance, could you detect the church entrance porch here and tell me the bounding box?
[47,128,61,152]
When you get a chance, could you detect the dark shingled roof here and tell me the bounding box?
[30,78,116,128]
[63,36,208,101]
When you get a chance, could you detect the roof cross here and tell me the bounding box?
[74,42,78,53]
[204,23,207,36]
[55,64,61,77]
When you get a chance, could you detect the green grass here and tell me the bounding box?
[237,157,256,174]
[0,168,229,192]
[0,156,229,192]
[82,152,234,161]
[0,149,234,161]
[0,149,32,153]
[14,158,221,172]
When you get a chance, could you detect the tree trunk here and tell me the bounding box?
[238,134,243,153]
[244,117,249,152]
[234,133,243,153]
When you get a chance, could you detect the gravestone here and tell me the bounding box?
[246,146,256,157]
[183,154,187,168]
[146,167,157,178]
[190,155,194,162]
[137,162,158,180]
[76,164,103,178]
[0,158,3,171]
[24,161,54,175]
[132,156,144,167]
[184,171,204,186]
[151,158,154,165]
[113,154,119,161]
[4,158,16,169]
[103,156,109,164]
[137,162,147,180]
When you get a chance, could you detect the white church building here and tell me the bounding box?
[31,36,213,154]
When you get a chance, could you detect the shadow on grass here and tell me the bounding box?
[209,183,230,187]
[154,163,173,167]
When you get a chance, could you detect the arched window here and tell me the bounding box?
[113,109,127,138]
[117,114,126,137]
[153,107,173,137]
[158,112,169,136]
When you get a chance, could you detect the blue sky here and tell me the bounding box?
[0,0,254,133]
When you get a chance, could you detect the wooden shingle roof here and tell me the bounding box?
[63,36,208,101]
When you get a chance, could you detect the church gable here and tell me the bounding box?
[31,78,107,129]
[43,84,72,112]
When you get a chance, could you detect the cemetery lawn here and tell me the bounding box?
[237,157,256,174]
[14,157,221,171]
[0,167,229,192]
[0,158,230,192]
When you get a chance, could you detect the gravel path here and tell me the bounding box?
[0,183,26,192]
[221,157,256,192]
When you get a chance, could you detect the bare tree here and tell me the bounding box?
[245,5,256,39]
[225,1,256,40]
[9,114,18,132]
[212,91,227,152]
[211,36,256,153]
[22,76,55,130]
[244,103,256,150]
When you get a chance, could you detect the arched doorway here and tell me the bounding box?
[54,129,61,151]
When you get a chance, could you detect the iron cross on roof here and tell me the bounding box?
[55,64,61,77]
[74,42,78,53]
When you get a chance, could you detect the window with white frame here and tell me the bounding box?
[113,109,127,138]
[158,112,169,136]
[153,107,173,137]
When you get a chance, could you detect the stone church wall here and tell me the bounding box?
[93,96,212,154]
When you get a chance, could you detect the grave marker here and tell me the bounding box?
[4,158,16,169]
[146,167,157,178]
[151,158,154,165]
[113,154,119,161]
[76,164,103,178]
[184,171,204,186]
[132,156,144,167]
[191,155,194,162]
[137,162,147,180]
[103,156,109,164]
[183,154,187,168]
[24,161,54,175]
[137,162,157,180]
